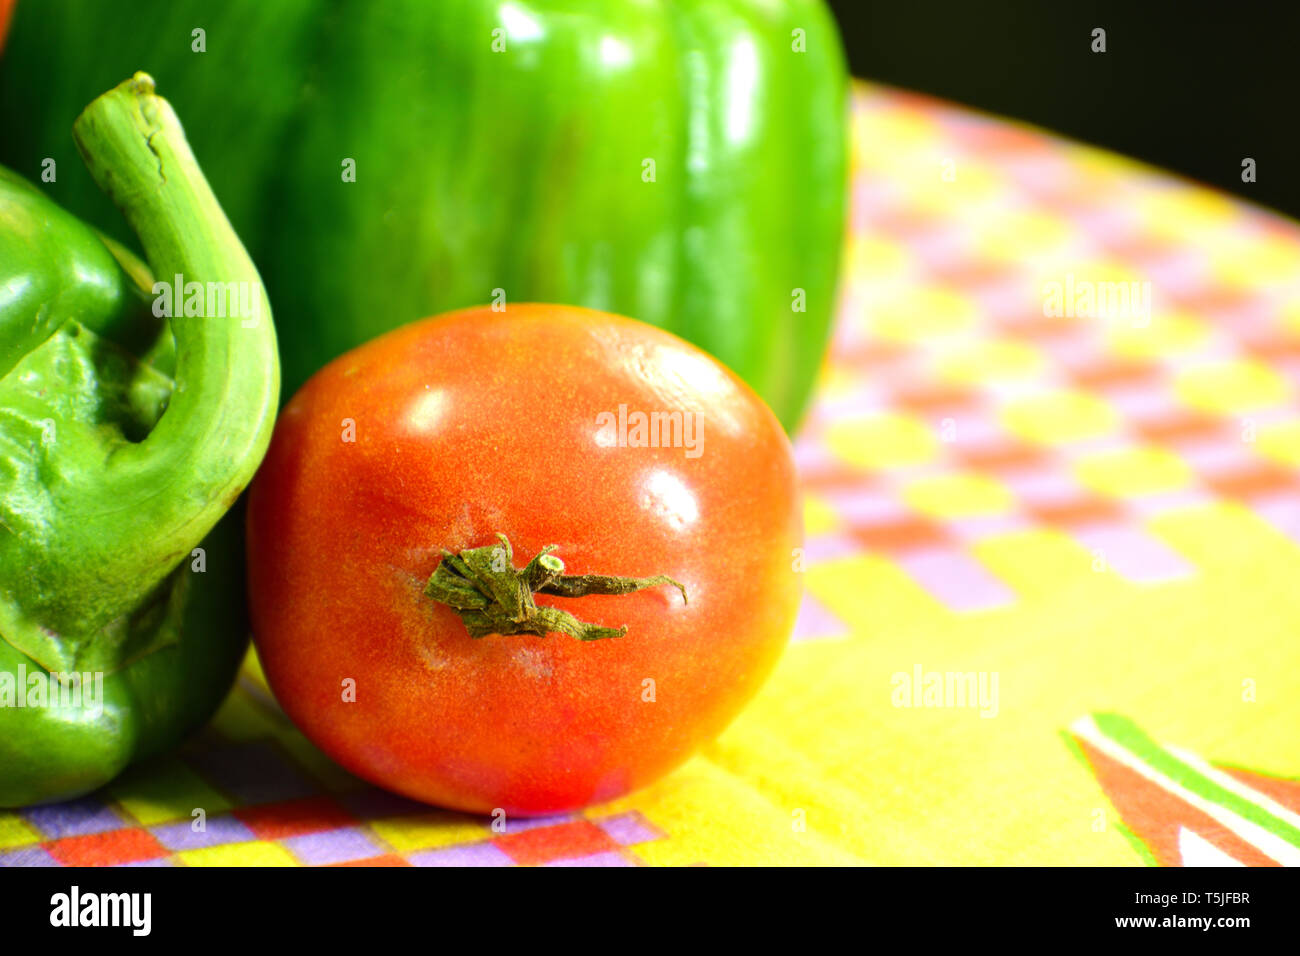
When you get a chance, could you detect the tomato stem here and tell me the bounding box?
[424,534,687,641]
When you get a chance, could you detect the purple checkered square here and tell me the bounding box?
[115,858,175,867]
[1073,525,1195,584]
[801,533,862,565]
[791,593,851,642]
[152,814,256,851]
[407,842,514,867]
[594,811,663,846]
[1251,492,1300,547]
[896,547,1016,612]
[0,846,59,866]
[543,851,636,867]
[284,827,382,866]
[23,799,125,838]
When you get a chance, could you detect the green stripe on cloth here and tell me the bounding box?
[1094,712,1300,849]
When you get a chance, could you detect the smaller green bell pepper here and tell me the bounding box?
[0,74,279,807]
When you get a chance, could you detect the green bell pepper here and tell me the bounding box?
[0,0,848,430]
[0,74,279,807]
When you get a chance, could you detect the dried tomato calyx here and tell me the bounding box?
[423,533,687,642]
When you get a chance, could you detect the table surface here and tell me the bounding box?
[5,81,1300,867]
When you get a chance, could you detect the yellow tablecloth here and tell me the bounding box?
[5,81,1300,866]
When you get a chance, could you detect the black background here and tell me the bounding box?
[0,863,1278,941]
[825,0,1300,221]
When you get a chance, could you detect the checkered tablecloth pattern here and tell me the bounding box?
[4,81,1300,866]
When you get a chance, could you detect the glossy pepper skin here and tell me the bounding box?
[0,76,279,807]
[0,0,848,431]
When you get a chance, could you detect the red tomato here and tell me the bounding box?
[246,304,801,816]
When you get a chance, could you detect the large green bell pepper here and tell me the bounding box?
[0,0,848,430]
[0,75,279,806]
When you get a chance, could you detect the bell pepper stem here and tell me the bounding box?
[67,73,279,569]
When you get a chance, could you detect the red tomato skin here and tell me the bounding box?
[246,304,802,816]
